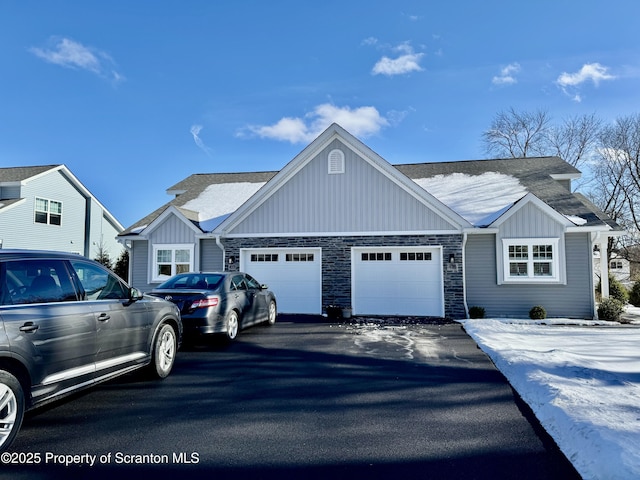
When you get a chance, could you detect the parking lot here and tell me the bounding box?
[5,316,579,480]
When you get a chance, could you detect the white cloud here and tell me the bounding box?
[361,36,379,47]
[556,63,616,87]
[371,43,425,76]
[29,36,123,83]
[190,125,214,157]
[492,63,521,85]
[556,63,616,102]
[243,104,390,144]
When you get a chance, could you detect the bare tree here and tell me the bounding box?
[547,113,602,170]
[482,108,551,158]
[589,114,640,264]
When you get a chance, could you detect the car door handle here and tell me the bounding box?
[19,322,39,333]
[97,313,111,322]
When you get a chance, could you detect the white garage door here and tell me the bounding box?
[352,246,444,316]
[241,248,322,314]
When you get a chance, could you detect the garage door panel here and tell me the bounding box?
[242,249,321,314]
[353,247,443,317]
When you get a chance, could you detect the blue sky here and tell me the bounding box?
[2,1,639,228]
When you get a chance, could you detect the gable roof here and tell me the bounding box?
[120,125,620,237]
[0,165,58,183]
[0,164,124,231]
[395,157,609,228]
[213,123,471,234]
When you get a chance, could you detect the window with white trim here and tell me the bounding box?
[34,197,62,226]
[152,244,194,282]
[503,239,559,282]
[610,260,624,270]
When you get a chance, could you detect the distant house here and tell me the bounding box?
[594,249,632,288]
[119,124,623,319]
[0,165,124,260]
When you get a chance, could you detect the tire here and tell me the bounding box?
[149,324,177,379]
[267,300,277,325]
[0,370,25,453]
[225,310,239,340]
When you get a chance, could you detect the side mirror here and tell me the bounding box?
[260,284,269,290]
[129,287,144,301]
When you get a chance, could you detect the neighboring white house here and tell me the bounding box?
[0,165,124,260]
[594,249,632,288]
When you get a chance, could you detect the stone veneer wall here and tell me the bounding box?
[222,235,465,319]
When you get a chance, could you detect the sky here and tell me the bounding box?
[2,1,640,228]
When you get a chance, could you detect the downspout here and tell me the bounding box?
[215,235,226,272]
[462,231,469,318]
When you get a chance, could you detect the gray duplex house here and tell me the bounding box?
[119,124,621,319]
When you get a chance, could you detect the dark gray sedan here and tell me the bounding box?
[148,272,277,340]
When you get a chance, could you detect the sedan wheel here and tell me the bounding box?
[0,370,25,453]
[149,324,177,379]
[226,310,239,340]
[267,300,277,325]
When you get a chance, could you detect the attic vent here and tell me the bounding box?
[328,149,345,174]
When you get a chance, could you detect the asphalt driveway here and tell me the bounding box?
[6,316,579,480]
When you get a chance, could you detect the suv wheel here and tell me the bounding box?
[149,324,177,379]
[0,370,25,453]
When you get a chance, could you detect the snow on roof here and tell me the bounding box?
[181,182,266,231]
[413,172,528,226]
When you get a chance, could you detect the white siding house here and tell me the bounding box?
[0,165,124,260]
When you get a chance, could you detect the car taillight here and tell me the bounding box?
[191,296,219,309]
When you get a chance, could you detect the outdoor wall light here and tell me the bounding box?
[228,256,235,265]
[449,253,455,263]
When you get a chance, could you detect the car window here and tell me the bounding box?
[231,275,247,291]
[70,260,128,300]
[1,259,77,305]
[244,275,261,290]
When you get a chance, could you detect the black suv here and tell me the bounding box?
[0,250,182,452]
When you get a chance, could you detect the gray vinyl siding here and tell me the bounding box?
[1,170,87,253]
[499,202,565,237]
[147,214,197,244]
[229,140,458,235]
[466,232,594,319]
[0,185,20,198]
[199,238,223,271]
[130,239,151,292]
[496,202,567,284]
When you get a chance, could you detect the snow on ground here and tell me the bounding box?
[459,316,640,480]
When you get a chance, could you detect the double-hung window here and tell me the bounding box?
[503,238,559,282]
[34,197,62,226]
[152,244,194,282]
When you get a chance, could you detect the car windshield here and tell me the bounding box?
[157,274,224,290]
